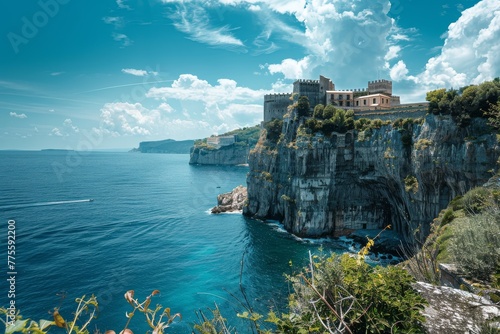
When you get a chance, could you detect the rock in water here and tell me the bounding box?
[211,185,248,213]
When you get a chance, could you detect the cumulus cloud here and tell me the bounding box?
[384,45,401,62]
[414,0,500,88]
[63,118,79,133]
[100,102,157,135]
[9,112,27,119]
[50,128,63,137]
[97,100,224,139]
[99,74,276,139]
[157,103,174,113]
[260,0,396,85]
[146,74,270,106]
[268,57,311,80]
[248,5,261,11]
[389,60,411,82]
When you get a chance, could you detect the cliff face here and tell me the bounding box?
[243,115,500,239]
[189,145,249,165]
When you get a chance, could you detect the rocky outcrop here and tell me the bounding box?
[211,185,248,213]
[243,115,500,240]
[414,282,500,333]
[189,145,249,165]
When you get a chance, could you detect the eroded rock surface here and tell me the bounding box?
[244,115,500,240]
[415,282,500,333]
[211,185,247,213]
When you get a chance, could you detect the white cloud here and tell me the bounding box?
[384,45,401,61]
[391,33,411,41]
[116,0,131,10]
[112,33,132,47]
[50,72,64,76]
[97,100,225,139]
[414,0,500,88]
[100,102,158,135]
[50,128,63,137]
[9,112,27,119]
[122,68,148,77]
[96,74,279,138]
[103,16,124,28]
[389,60,410,81]
[169,4,246,51]
[63,118,80,133]
[260,0,397,84]
[146,74,270,106]
[268,57,311,80]
[157,103,174,113]
[249,5,261,11]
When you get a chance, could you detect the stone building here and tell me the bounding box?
[207,135,236,149]
[263,93,292,123]
[263,75,403,123]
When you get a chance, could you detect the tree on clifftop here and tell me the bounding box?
[297,95,311,118]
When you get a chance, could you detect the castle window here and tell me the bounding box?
[356,101,359,106]
[339,94,343,100]
[363,100,366,105]
[346,95,350,100]
[339,101,343,106]
[373,98,377,104]
[346,101,350,107]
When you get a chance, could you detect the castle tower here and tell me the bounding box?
[368,79,392,96]
[263,93,293,123]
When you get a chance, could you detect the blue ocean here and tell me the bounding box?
[0,151,345,333]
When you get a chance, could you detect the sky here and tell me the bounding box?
[1,0,499,150]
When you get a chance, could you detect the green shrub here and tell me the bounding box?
[414,138,432,150]
[404,175,419,193]
[401,133,412,147]
[441,208,455,226]
[265,119,283,142]
[450,195,464,211]
[462,187,495,215]
[267,253,427,333]
[449,211,500,280]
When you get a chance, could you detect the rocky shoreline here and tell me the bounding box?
[211,185,247,214]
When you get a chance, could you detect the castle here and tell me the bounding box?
[263,75,402,123]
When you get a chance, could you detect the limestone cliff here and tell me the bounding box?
[189,144,249,165]
[243,114,500,239]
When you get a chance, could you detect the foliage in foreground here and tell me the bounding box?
[1,290,180,334]
[1,250,427,334]
[449,209,500,281]
[405,184,500,286]
[253,253,427,334]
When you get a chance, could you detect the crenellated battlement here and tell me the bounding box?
[264,93,292,98]
[263,75,411,123]
[368,79,392,84]
[294,79,320,84]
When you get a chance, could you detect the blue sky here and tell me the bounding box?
[1,0,499,150]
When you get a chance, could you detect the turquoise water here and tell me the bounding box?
[0,151,344,333]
